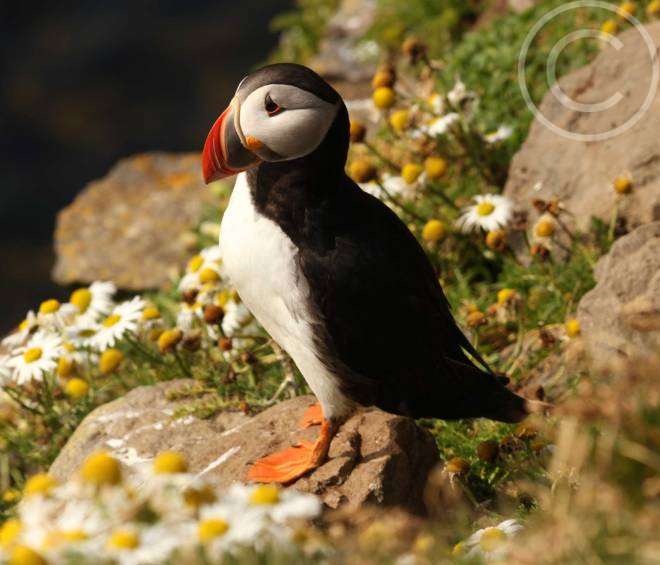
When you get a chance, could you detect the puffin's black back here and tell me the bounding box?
[245,65,527,423]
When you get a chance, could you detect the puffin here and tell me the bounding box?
[202,63,534,484]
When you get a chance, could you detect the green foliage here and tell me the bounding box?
[367,0,483,54]
[269,0,340,63]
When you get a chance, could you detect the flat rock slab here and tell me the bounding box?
[50,380,439,515]
[504,22,660,242]
[577,222,660,364]
[53,152,215,290]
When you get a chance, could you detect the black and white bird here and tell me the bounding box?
[202,63,534,484]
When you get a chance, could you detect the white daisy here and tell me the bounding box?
[427,92,445,115]
[91,297,145,350]
[425,112,459,137]
[222,484,322,524]
[465,519,523,560]
[70,281,117,325]
[456,194,513,233]
[0,354,11,385]
[447,79,475,107]
[2,311,39,349]
[221,300,253,337]
[484,125,513,144]
[6,332,65,385]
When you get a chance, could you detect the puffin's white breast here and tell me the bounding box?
[219,173,353,420]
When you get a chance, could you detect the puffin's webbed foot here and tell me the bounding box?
[299,402,323,429]
[246,419,335,484]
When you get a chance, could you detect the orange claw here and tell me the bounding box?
[247,420,334,484]
[299,402,323,429]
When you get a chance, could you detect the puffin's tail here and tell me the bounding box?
[427,358,540,423]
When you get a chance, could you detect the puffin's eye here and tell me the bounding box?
[265,93,283,116]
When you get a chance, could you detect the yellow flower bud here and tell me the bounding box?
[647,0,660,16]
[0,519,22,549]
[422,220,446,243]
[371,69,395,89]
[65,378,89,400]
[534,216,556,238]
[485,229,507,251]
[153,451,188,474]
[99,349,124,375]
[142,306,161,320]
[199,268,220,284]
[81,452,122,486]
[401,163,423,185]
[158,329,183,354]
[617,2,636,17]
[565,318,581,338]
[389,109,410,132]
[601,19,618,35]
[372,87,395,110]
[613,176,632,194]
[349,160,377,183]
[424,156,447,180]
[349,120,366,143]
[497,288,516,305]
[187,255,204,273]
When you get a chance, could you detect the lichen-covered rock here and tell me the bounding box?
[577,222,660,364]
[504,23,660,240]
[53,152,215,290]
[50,381,439,515]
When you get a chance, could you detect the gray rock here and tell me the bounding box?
[577,222,660,364]
[504,22,660,243]
[53,152,215,290]
[50,381,439,515]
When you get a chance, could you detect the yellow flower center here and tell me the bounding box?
[23,474,56,497]
[184,485,217,508]
[424,156,448,180]
[57,357,74,379]
[153,451,188,474]
[80,452,122,486]
[389,109,410,132]
[613,176,632,194]
[107,530,139,550]
[70,288,92,313]
[99,349,124,375]
[0,519,22,549]
[23,348,43,364]
[103,314,121,328]
[65,378,89,400]
[8,545,46,565]
[142,307,161,320]
[199,268,220,284]
[39,299,60,315]
[535,219,555,238]
[18,320,30,332]
[43,529,88,548]
[479,527,507,552]
[198,519,229,542]
[476,202,495,216]
[187,255,204,273]
[250,485,280,505]
[217,290,230,308]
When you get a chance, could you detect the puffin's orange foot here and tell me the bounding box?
[246,441,318,484]
[247,419,335,484]
[299,402,323,429]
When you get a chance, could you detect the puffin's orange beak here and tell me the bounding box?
[202,99,260,184]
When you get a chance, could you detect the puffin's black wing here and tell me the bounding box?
[298,176,526,422]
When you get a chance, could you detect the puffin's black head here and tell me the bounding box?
[202,63,346,183]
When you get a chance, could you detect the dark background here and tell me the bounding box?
[0,0,289,333]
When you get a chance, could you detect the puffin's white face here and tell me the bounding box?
[238,84,338,162]
[202,65,342,184]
